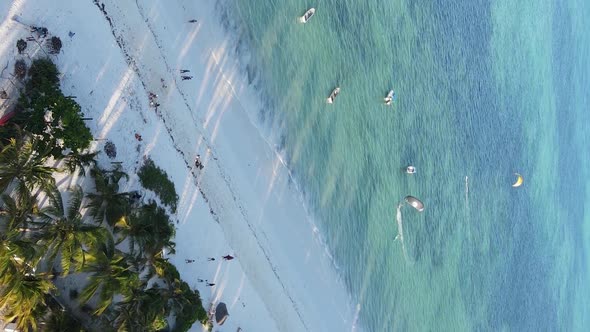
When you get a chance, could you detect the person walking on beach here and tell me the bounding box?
[181,75,193,80]
[195,154,204,170]
[149,93,162,110]
[222,255,234,261]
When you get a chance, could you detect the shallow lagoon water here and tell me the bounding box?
[223,0,590,330]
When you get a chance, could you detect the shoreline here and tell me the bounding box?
[0,0,362,331]
[125,1,363,330]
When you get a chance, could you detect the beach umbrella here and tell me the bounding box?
[215,302,229,325]
[404,196,424,212]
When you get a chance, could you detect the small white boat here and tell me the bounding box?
[405,195,424,212]
[326,87,340,104]
[299,8,316,23]
[384,90,395,105]
[406,165,416,174]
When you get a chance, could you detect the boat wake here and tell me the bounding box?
[465,176,469,207]
[395,203,412,263]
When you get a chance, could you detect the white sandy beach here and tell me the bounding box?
[0,1,362,331]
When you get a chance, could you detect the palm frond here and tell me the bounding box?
[80,275,102,304]
[60,242,74,276]
[43,187,64,220]
[66,185,84,221]
[84,192,105,223]
[63,150,98,175]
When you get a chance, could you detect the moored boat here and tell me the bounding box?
[326,87,340,104]
[405,195,425,212]
[299,8,316,23]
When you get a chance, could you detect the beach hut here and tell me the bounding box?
[215,302,229,325]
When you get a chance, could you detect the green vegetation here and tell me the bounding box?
[11,58,93,158]
[138,158,179,213]
[39,186,107,276]
[115,201,176,257]
[172,280,209,331]
[0,56,206,331]
[79,242,140,316]
[146,258,209,331]
[0,135,57,196]
[86,165,131,226]
[41,300,85,332]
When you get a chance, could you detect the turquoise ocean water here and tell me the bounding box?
[221,0,590,330]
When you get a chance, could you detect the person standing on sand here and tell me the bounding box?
[195,155,204,169]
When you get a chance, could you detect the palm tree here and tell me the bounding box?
[80,242,139,316]
[39,300,84,332]
[108,286,169,332]
[85,166,132,227]
[161,279,196,320]
[0,272,55,332]
[37,185,107,275]
[0,191,41,283]
[0,228,39,285]
[115,202,175,258]
[143,256,176,282]
[138,258,207,329]
[154,263,208,329]
[0,161,55,332]
[0,136,57,197]
[0,189,39,232]
[63,150,98,176]
[1,224,38,297]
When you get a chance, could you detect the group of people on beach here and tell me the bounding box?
[180,69,193,80]
[148,92,160,109]
[185,255,234,264]
[185,255,235,287]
